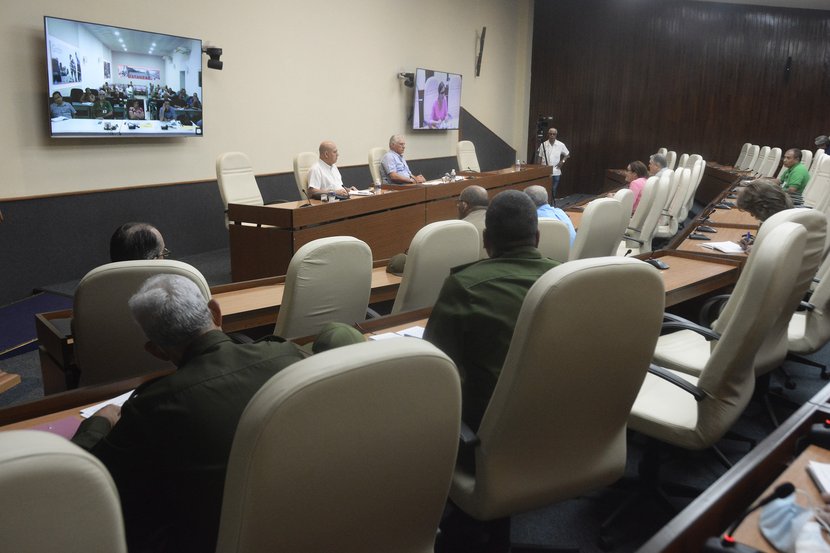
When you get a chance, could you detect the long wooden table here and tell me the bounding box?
[227,165,551,281]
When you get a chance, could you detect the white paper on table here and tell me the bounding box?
[349,189,374,196]
[80,390,135,418]
[396,326,425,338]
[369,332,403,341]
[700,241,744,253]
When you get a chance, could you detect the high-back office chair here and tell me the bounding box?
[741,144,761,171]
[655,167,692,239]
[72,260,210,388]
[679,158,706,222]
[569,197,625,260]
[215,339,461,553]
[450,257,663,527]
[292,151,318,199]
[675,153,689,171]
[274,236,372,340]
[805,152,829,209]
[617,170,672,256]
[0,430,127,553]
[788,253,830,378]
[665,150,677,170]
[802,149,814,172]
[653,209,825,381]
[216,152,265,227]
[457,140,481,173]
[686,153,703,169]
[657,147,668,157]
[391,220,480,314]
[627,223,805,455]
[751,146,770,174]
[368,147,386,184]
[614,187,634,219]
[756,147,782,178]
[537,218,571,263]
[734,142,751,168]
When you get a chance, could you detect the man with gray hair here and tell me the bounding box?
[380,134,426,184]
[524,184,576,245]
[71,273,305,553]
[648,153,669,177]
[424,190,559,432]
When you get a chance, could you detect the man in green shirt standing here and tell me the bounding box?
[424,190,559,432]
[779,148,810,195]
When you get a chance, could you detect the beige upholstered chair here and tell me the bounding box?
[215,339,461,553]
[675,153,689,170]
[734,142,751,168]
[614,187,634,220]
[740,144,760,171]
[0,430,127,553]
[450,257,663,524]
[657,147,668,157]
[617,170,672,256]
[665,150,677,170]
[653,209,826,380]
[569,197,625,260]
[537,218,570,263]
[756,147,782,178]
[274,236,372,339]
[802,149,815,172]
[216,152,264,227]
[686,153,703,169]
[292,151,318,199]
[368,147,386,184]
[391,220,480,314]
[72,260,210,388]
[655,167,692,239]
[628,222,806,453]
[679,158,706,222]
[751,145,768,173]
[804,153,829,209]
[788,254,830,378]
[457,140,481,173]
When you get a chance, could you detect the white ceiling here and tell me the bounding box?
[82,23,195,57]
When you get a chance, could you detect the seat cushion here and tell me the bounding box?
[628,371,703,450]
[653,329,710,377]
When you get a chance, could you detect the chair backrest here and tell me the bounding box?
[665,150,677,170]
[457,140,481,173]
[657,147,667,156]
[391,220,480,314]
[694,223,806,447]
[741,144,761,171]
[292,151,318,198]
[626,170,672,253]
[756,147,782,178]
[751,146,770,173]
[450,257,664,520]
[569,197,625,260]
[680,159,706,221]
[73,260,210,387]
[656,167,692,237]
[686,153,702,169]
[713,208,826,376]
[216,152,264,226]
[275,236,372,339]
[537,218,571,263]
[812,149,827,175]
[808,154,830,211]
[676,153,689,170]
[803,149,814,172]
[792,252,830,353]
[368,147,387,184]
[734,142,751,168]
[628,176,659,232]
[0,430,127,553]
[614,187,634,222]
[216,339,461,553]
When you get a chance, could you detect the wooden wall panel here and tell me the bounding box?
[529,0,830,196]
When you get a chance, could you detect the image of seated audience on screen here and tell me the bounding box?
[412,68,462,131]
[45,16,203,138]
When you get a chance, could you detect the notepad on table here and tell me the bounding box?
[807,459,830,494]
[700,241,745,253]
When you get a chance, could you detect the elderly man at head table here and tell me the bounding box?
[110,222,168,262]
[424,190,559,432]
[49,91,76,119]
[524,184,576,246]
[381,134,426,184]
[307,140,355,199]
[70,274,306,553]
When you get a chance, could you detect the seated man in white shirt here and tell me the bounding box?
[307,141,355,198]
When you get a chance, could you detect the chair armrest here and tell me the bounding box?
[699,294,731,327]
[800,301,815,312]
[459,420,481,447]
[662,312,721,341]
[623,235,645,246]
[648,364,706,401]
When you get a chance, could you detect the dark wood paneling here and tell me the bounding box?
[529,0,830,197]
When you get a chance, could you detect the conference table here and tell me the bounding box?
[227,165,552,281]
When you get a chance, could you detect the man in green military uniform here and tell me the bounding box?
[424,190,559,432]
[779,148,810,195]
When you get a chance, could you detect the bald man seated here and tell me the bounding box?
[307,140,355,198]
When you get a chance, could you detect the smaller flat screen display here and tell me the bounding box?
[44,16,203,138]
[412,68,461,131]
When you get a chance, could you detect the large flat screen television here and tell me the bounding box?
[44,16,203,138]
[412,68,461,130]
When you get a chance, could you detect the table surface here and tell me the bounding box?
[676,226,751,258]
[703,206,760,229]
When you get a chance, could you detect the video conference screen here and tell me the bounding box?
[412,68,462,131]
[45,16,203,138]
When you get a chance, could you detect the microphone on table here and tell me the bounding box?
[702,482,795,553]
[299,187,313,208]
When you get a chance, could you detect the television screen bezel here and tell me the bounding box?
[411,67,462,131]
[44,16,204,139]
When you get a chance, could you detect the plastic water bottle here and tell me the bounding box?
[374,178,381,194]
[450,169,456,180]
[515,158,521,171]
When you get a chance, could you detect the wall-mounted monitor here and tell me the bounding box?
[44,16,203,138]
[412,68,462,131]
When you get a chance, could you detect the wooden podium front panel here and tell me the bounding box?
[229,225,294,282]
[293,204,425,260]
